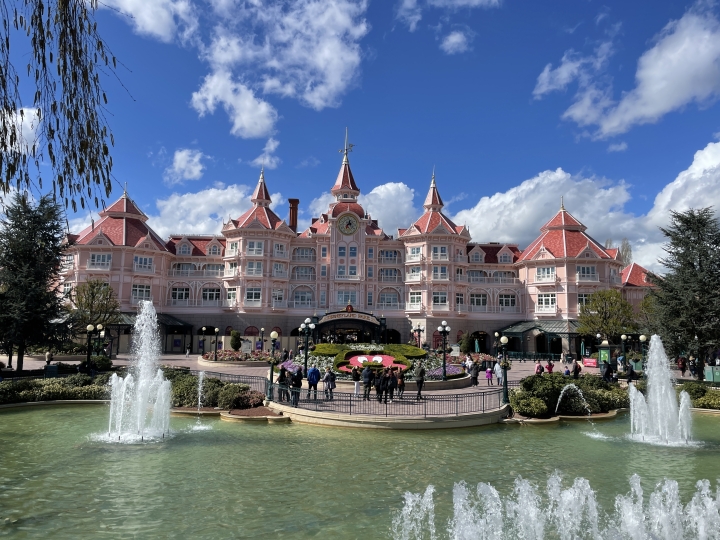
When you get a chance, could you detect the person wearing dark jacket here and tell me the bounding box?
[277,366,289,402]
[387,369,398,403]
[362,366,374,401]
[470,361,480,386]
[397,368,406,398]
[415,363,426,400]
[374,369,384,402]
[351,366,361,395]
[306,364,321,400]
[291,368,303,407]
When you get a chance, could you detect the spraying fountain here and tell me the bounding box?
[629,334,692,445]
[106,301,171,442]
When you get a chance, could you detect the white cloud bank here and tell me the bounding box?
[250,138,282,170]
[535,4,720,138]
[397,0,500,31]
[163,148,207,185]
[101,0,198,43]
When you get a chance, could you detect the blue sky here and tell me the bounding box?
[16,0,720,270]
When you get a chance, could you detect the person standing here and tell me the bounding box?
[485,366,493,385]
[534,360,544,375]
[322,367,335,401]
[307,364,320,400]
[678,356,687,377]
[282,348,289,362]
[387,369,398,403]
[351,365,361,396]
[374,368,384,402]
[571,359,582,380]
[415,362,426,400]
[185,345,190,359]
[494,360,503,386]
[362,365,374,401]
[291,368,303,407]
[397,368,406,399]
[470,360,480,386]
[545,360,554,374]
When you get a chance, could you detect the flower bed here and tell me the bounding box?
[201,350,274,362]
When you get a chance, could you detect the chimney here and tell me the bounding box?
[288,198,299,232]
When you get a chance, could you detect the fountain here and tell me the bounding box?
[106,301,171,442]
[555,384,592,415]
[629,334,692,445]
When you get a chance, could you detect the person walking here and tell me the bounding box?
[291,368,303,407]
[306,364,321,400]
[470,360,480,386]
[387,369,398,403]
[678,356,687,377]
[351,366,361,396]
[534,360,545,376]
[545,360,554,374]
[362,365,374,401]
[185,345,191,359]
[415,362,426,400]
[571,359,582,380]
[494,360,503,386]
[277,366,288,402]
[282,348,289,362]
[485,366,493,385]
[322,367,335,401]
[397,368,406,398]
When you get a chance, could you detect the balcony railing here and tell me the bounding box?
[336,274,361,281]
[379,275,401,282]
[535,305,557,314]
[272,270,289,278]
[376,302,404,310]
[455,275,467,282]
[432,273,449,281]
[199,299,221,306]
[577,274,598,282]
[272,300,287,309]
[494,277,520,284]
[455,255,468,263]
[288,300,317,309]
[498,305,520,313]
[406,273,422,282]
[469,304,489,312]
[535,275,556,283]
[87,262,110,270]
[224,269,238,277]
[431,253,449,261]
[168,298,191,306]
[291,273,316,281]
[378,256,399,264]
[406,253,423,262]
[609,276,621,284]
[60,264,74,273]
[273,250,287,259]
[132,263,155,273]
[291,254,316,262]
[468,276,490,283]
[243,299,262,308]
[432,303,450,311]
[226,249,238,257]
[245,269,263,276]
[406,302,423,310]
[245,249,264,257]
[223,299,237,308]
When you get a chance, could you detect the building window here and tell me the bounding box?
[321,246,327,258]
[379,291,399,306]
[431,246,448,260]
[62,254,74,268]
[408,266,421,278]
[293,247,315,261]
[133,256,153,270]
[537,293,555,309]
[577,266,597,280]
[272,289,284,305]
[578,293,590,307]
[368,247,374,259]
[132,284,151,300]
[338,246,346,257]
[245,287,261,302]
[337,265,346,276]
[432,266,448,279]
[349,265,357,276]
[202,288,221,301]
[294,290,313,305]
[208,245,221,256]
[409,246,421,260]
[273,262,285,276]
[470,252,482,262]
[63,283,72,297]
[292,266,315,280]
[456,293,464,305]
[171,287,190,300]
[432,291,447,305]
[89,253,111,267]
[498,252,512,264]
[229,241,238,253]
[409,291,422,305]
[337,291,356,305]
[226,288,236,301]
[367,266,374,278]
[320,265,327,277]
[536,267,555,281]
[349,246,357,258]
[246,261,263,276]
[274,243,285,257]
[499,294,517,307]
[470,293,487,306]
[367,292,373,306]
[246,241,263,256]
[319,290,326,306]
[178,244,191,255]
[228,262,238,274]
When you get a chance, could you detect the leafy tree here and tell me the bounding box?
[648,208,720,379]
[619,238,633,267]
[577,289,637,342]
[0,0,115,211]
[637,294,662,336]
[0,193,66,371]
[70,279,120,334]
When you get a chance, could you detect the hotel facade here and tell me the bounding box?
[60,147,652,356]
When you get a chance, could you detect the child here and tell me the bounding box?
[486,367,494,385]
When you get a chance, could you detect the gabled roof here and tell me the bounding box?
[401,175,468,238]
[423,172,443,210]
[622,262,654,287]
[225,172,292,233]
[166,236,226,256]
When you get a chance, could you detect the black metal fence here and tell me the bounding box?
[267,383,505,417]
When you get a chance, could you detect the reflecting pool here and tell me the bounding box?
[1,406,719,538]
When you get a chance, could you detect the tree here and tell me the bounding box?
[637,294,662,336]
[230,330,242,351]
[70,279,120,334]
[648,208,720,379]
[458,332,474,354]
[0,193,66,371]
[0,0,115,211]
[577,289,637,342]
[619,238,633,267]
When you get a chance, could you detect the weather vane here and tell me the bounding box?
[339,127,354,155]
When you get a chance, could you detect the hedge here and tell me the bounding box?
[509,391,548,417]
[693,391,720,410]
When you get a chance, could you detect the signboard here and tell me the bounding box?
[318,311,380,325]
[450,345,461,357]
[582,357,597,367]
[241,340,252,353]
[198,340,204,350]
[599,348,610,364]
[173,339,181,348]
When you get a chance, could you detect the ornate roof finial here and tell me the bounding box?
[123,182,127,196]
[431,165,436,186]
[339,127,354,163]
[560,195,565,210]
[260,164,265,182]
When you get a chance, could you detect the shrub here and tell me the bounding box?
[310,344,349,357]
[201,377,225,407]
[60,374,94,388]
[217,383,253,410]
[575,375,612,392]
[230,331,242,351]
[93,372,115,386]
[556,387,596,415]
[510,390,548,418]
[693,391,720,410]
[677,381,708,401]
[383,344,427,359]
[233,390,265,410]
[171,374,201,407]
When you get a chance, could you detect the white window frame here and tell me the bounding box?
[349,246,357,258]
[246,240,263,256]
[337,265,346,276]
[498,252,512,264]
[177,244,191,255]
[432,246,448,260]
[469,293,487,306]
[208,245,221,256]
[245,287,262,302]
[537,293,555,309]
[338,246,347,257]
[432,291,447,305]
[536,267,556,281]
[337,291,357,305]
[246,261,263,276]
[202,288,221,301]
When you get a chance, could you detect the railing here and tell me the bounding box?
[406,253,422,262]
[379,275,401,282]
[272,300,287,309]
[133,263,155,273]
[290,273,315,281]
[577,274,598,282]
[406,302,423,310]
[535,275,556,283]
[60,264,74,272]
[536,305,557,313]
[224,269,238,277]
[291,254,316,262]
[432,273,449,281]
[432,303,450,311]
[243,299,262,308]
[226,249,238,257]
[455,274,467,282]
[267,384,504,417]
[168,269,223,277]
[376,302,404,310]
[273,251,287,259]
[406,273,422,282]
[506,352,562,363]
[245,249,264,256]
[336,275,361,280]
[494,277,519,284]
[498,305,520,313]
[288,301,317,309]
[468,276,491,283]
[131,296,153,305]
[455,255,468,263]
[167,298,191,306]
[87,262,110,270]
[469,304,489,312]
[378,256,399,264]
[467,276,519,285]
[222,299,237,308]
[200,299,222,307]
[186,370,267,394]
[272,270,289,278]
[245,269,263,276]
[431,254,449,261]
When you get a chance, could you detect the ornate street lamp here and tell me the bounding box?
[640,334,647,372]
[300,317,316,375]
[413,323,424,348]
[437,320,451,381]
[268,330,280,401]
[500,335,509,404]
[214,327,220,362]
[494,331,500,358]
[201,326,207,355]
[260,327,265,352]
[621,334,627,370]
[85,323,103,364]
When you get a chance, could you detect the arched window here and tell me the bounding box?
[178,244,191,255]
[271,326,282,336]
[224,326,233,336]
[208,245,221,256]
[498,252,512,264]
[244,326,260,336]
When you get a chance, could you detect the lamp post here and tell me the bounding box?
[413,323,424,348]
[640,334,647,372]
[85,323,103,364]
[201,326,207,355]
[214,327,220,362]
[500,335,509,404]
[300,317,315,375]
[621,334,627,370]
[437,320,451,381]
[268,330,279,401]
[494,331,499,358]
[260,327,265,352]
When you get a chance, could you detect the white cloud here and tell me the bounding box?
[163,148,206,185]
[607,141,628,152]
[101,0,198,43]
[191,70,278,138]
[440,31,472,54]
[296,156,321,168]
[250,138,282,169]
[1,108,40,154]
[537,5,720,138]
[359,183,419,237]
[397,0,500,31]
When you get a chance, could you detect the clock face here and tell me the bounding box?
[338,214,359,235]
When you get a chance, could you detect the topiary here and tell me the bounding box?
[509,390,548,418]
[230,331,242,351]
[677,381,708,401]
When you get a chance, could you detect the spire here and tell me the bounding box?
[251,168,272,207]
[423,168,444,211]
[560,195,565,210]
[331,128,360,196]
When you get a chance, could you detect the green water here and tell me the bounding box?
[1,406,719,539]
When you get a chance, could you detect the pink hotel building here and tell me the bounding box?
[60,148,653,356]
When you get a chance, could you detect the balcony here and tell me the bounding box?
[609,275,621,284]
[379,274,401,282]
[225,249,238,257]
[431,273,449,281]
[431,254,449,261]
[468,276,490,283]
[406,273,422,282]
[377,302,404,310]
[291,254,316,262]
[60,263,74,273]
[245,269,263,277]
[245,249,264,257]
[494,277,520,285]
[291,273,316,282]
[243,299,262,308]
[272,270,289,279]
[535,305,557,314]
[577,274,599,282]
[200,299,221,307]
[406,253,423,262]
[378,256,399,264]
[406,302,423,311]
[131,296,153,306]
[288,300,317,309]
[273,250,287,259]
[87,262,110,270]
[224,269,238,277]
[535,275,556,283]
[336,274,361,281]
[498,305,520,313]
[455,255,468,263]
[469,304,489,312]
[455,274,467,282]
[168,298,191,306]
[222,299,237,308]
[431,303,450,311]
[272,300,287,309]
[132,263,155,273]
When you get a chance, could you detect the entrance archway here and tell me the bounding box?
[535,333,548,353]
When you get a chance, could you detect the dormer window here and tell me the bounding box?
[471,252,482,263]
[343,194,349,199]
[178,244,191,255]
[208,245,221,256]
[498,253,511,264]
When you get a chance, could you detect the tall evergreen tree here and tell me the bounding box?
[648,208,720,379]
[0,193,66,371]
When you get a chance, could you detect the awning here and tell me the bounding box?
[106,312,193,328]
[497,319,580,337]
